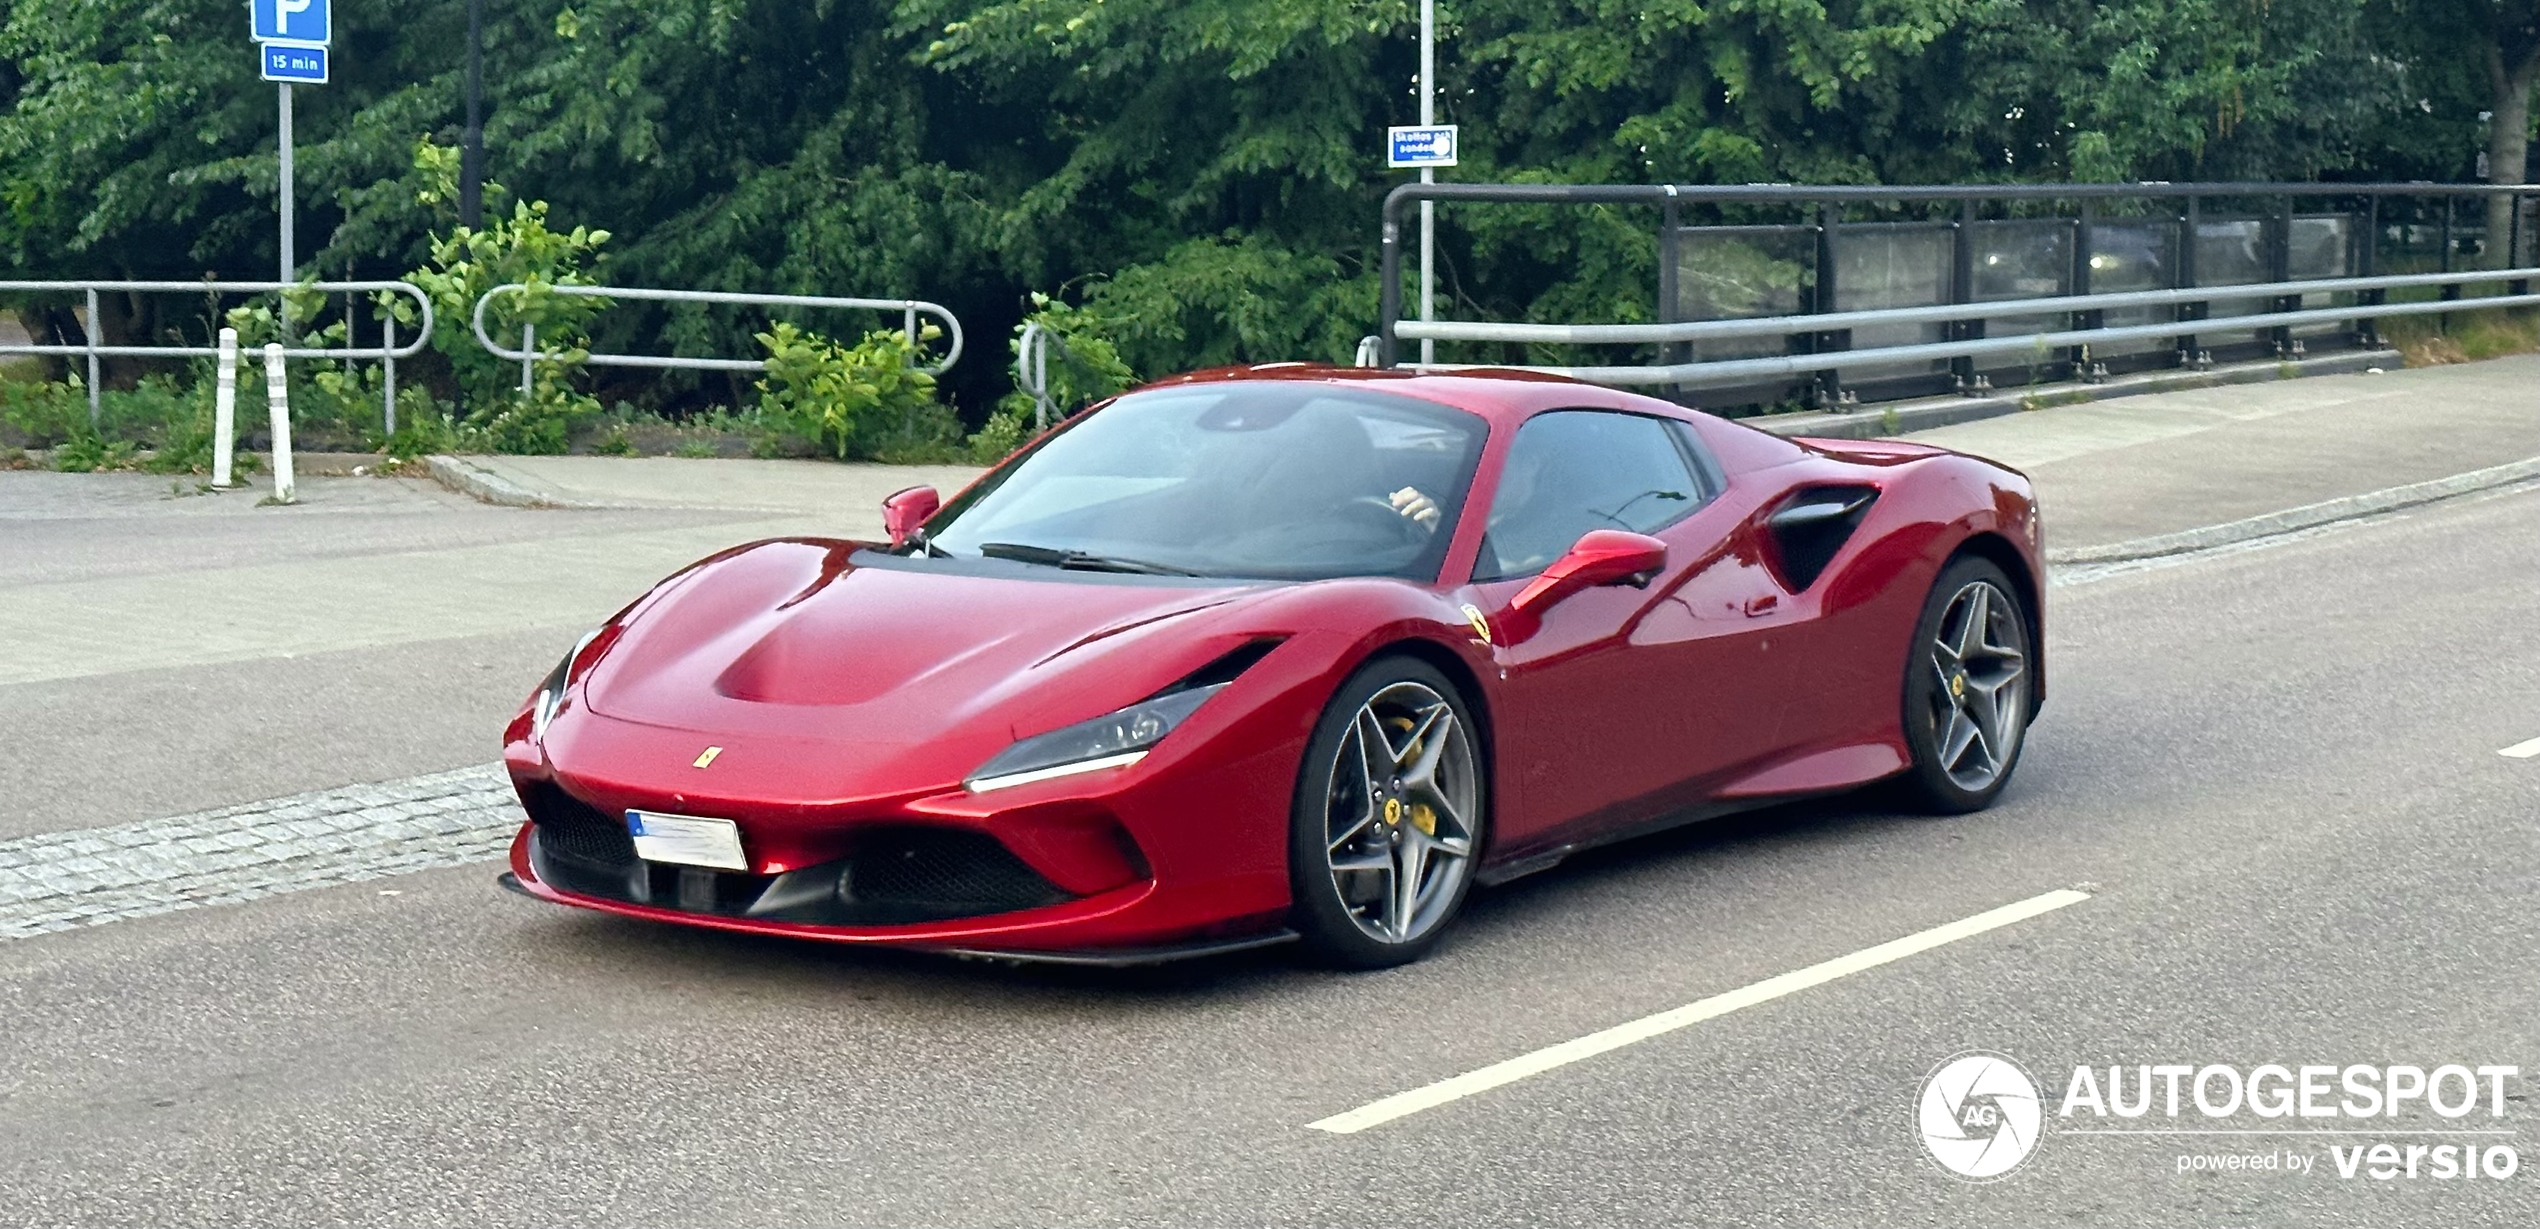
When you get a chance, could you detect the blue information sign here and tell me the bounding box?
[261,43,328,84]
[251,0,331,47]
[1387,125,1459,169]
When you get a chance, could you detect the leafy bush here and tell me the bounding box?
[0,374,224,472]
[0,378,90,448]
[752,322,964,462]
[381,394,462,460]
[390,147,612,454]
[974,294,1138,463]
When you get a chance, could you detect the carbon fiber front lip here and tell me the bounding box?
[927,928,1300,967]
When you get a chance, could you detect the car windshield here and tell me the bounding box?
[925,383,1489,581]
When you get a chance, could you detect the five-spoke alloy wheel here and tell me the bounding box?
[1898,556,2034,813]
[1290,659,1484,967]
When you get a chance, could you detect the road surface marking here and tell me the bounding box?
[0,764,515,940]
[1307,888,2094,1134]
[2499,736,2540,759]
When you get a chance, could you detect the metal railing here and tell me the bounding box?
[1373,181,2540,404]
[0,279,434,427]
[470,284,964,393]
[1015,320,1070,429]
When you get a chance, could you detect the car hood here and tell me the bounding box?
[583,539,1275,751]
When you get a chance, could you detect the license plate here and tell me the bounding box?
[625,810,748,871]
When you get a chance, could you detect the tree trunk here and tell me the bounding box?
[90,289,164,391]
[2484,37,2540,269]
[9,307,71,382]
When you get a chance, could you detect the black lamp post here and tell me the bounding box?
[459,0,484,229]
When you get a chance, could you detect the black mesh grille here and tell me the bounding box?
[524,783,637,869]
[843,828,1071,919]
[520,784,1073,926]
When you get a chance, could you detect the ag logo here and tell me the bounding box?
[1917,1051,2043,1181]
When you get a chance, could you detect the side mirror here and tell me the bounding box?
[1494,529,1668,644]
[881,485,941,547]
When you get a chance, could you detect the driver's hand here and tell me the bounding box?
[1388,486,1441,531]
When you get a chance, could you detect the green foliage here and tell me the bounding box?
[0,373,214,470]
[395,186,612,453]
[975,292,1139,461]
[752,322,961,461]
[0,377,89,448]
[0,0,2525,421]
[382,400,462,460]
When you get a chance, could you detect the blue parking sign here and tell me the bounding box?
[261,43,328,84]
[252,0,331,47]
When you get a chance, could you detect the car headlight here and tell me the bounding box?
[530,629,603,744]
[964,684,1227,793]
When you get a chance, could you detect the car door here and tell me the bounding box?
[1462,410,1800,854]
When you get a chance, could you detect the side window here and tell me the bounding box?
[1473,411,1709,582]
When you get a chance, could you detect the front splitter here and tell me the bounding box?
[497,871,1295,967]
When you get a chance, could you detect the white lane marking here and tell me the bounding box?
[0,764,515,940]
[1307,888,2094,1135]
[2501,736,2540,759]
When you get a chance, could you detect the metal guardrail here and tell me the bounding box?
[0,279,433,426]
[470,284,964,394]
[1415,272,2540,386]
[1373,181,2540,402]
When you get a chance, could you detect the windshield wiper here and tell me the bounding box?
[976,542,1202,576]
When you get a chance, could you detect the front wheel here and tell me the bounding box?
[1897,557,2034,814]
[1288,658,1485,969]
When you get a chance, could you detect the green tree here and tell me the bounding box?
[0,0,2520,414]
[2369,2,2539,265]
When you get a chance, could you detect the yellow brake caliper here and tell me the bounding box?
[1387,715,1438,836]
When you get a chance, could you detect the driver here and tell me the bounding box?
[1387,486,1442,530]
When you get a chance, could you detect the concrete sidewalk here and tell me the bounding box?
[1899,356,2537,551]
[429,454,985,538]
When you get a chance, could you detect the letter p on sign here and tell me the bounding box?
[253,0,329,46]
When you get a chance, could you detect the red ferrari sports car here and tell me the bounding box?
[499,366,2041,967]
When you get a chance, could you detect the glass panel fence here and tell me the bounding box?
[2085,219,2181,357]
[1832,221,1952,381]
[1670,226,1816,362]
[1971,218,2074,377]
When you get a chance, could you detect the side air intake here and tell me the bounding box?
[1765,486,1879,591]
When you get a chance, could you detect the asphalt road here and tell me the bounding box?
[0,469,2532,1225]
[0,472,791,838]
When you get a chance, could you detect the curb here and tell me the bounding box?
[420,455,585,509]
[1754,349,2401,441]
[2046,455,2540,565]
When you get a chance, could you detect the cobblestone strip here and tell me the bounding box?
[0,764,522,940]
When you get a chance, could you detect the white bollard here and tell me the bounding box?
[211,328,238,489]
[263,342,296,505]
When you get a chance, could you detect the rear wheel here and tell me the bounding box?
[1289,658,1484,968]
[1897,557,2033,814]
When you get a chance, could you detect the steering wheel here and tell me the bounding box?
[1343,495,1432,546]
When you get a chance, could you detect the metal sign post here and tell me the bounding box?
[251,0,329,452]
[461,0,485,229]
[1383,4,1458,367]
[276,82,292,311]
[252,0,331,325]
[1419,0,1434,367]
